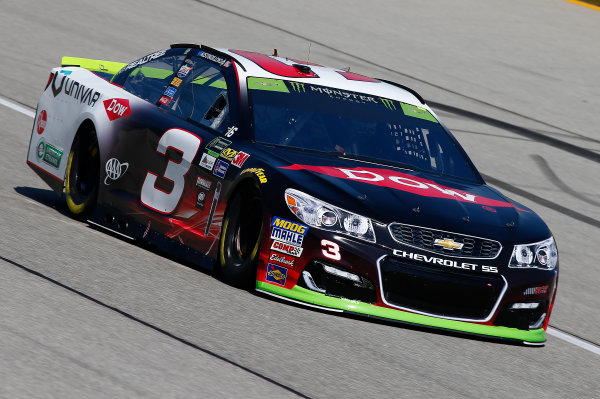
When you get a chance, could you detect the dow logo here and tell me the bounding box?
[104,98,132,121]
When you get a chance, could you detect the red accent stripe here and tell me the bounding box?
[231,50,319,78]
[337,71,380,82]
[27,160,64,182]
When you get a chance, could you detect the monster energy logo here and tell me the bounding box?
[380,98,396,110]
[290,82,305,92]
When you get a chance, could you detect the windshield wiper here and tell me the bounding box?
[337,153,420,172]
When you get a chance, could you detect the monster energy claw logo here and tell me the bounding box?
[380,98,396,110]
[290,82,305,92]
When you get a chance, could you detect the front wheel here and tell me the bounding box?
[219,189,263,287]
[65,130,100,220]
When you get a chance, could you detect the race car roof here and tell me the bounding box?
[216,47,426,107]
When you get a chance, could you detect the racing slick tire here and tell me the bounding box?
[219,185,263,287]
[65,127,100,220]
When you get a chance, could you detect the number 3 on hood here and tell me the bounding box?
[141,128,201,214]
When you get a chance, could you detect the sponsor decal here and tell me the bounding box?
[205,181,222,236]
[49,72,101,106]
[433,238,464,251]
[321,239,341,261]
[225,126,238,138]
[270,216,308,246]
[269,251,296,269]
[197,50,228,66]
[220,148,238,161]
[212,159,229,178]
[231,151,250,168]
[36,110,47,134]
[266,263,288,286]
[392,250,498,273]
[199,153,217,171]
[195,176,212,190]
[123,49,166,71]
[242,167,267,183]
[196,191,206,210]
[59,70,72,75]
[270,240,303,257]
[171,77,183,87]
[104,158,129,185]
[177,64,192,78]
[207,137,231,153]
[482,205,497,213]
[289,82,305,93]
[524,286,549,295]
[310,85,377,104]
[103,98,131,121]
[164,86,177,98]
[36,140,63,168]
[143,220,151,238]
[400,103,437,122]
[158,96,171,106]
[281,165,526,210]
[380,98,397,110]
[207,149,220,158]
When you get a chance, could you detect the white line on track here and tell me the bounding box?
[3,96,600,355]
[547,327,600,355]
[0,96,36,118]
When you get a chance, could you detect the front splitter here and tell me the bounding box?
[256,281,546,344]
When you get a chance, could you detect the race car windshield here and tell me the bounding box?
[248,77,479,182]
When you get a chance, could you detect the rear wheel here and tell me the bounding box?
[219,187,263,287]
[65,129,100,220]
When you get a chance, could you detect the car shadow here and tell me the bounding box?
[14,186,534,347]
[14,186,71,217]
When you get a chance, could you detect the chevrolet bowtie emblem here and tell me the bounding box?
[434,238,464,250]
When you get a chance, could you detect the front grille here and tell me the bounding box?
[388,223,501,258]
[379,256,505,320]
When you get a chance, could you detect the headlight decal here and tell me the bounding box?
[509,237,557,270]
[284,188,376,243]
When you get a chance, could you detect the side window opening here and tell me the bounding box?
[121,55,186,104]
[163,61,230,133]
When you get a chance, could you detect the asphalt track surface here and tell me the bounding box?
[1,0,599,397]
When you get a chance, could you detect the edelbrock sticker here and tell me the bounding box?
[269,251,295,269]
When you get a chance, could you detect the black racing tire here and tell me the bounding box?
[65,129,100,220]
[218,188,263,287]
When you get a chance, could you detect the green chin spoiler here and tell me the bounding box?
[256,281,546,344]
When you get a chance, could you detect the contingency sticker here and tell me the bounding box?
[400,103,438,123]
[270,217,308,246]
[266,263,288,286]
[37,140,63,168]
[247,77,290,93]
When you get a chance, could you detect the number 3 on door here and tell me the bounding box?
[141,128,201,214]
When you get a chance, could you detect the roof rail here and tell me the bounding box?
[169,44,246,72]
[378,78,426,105]
[170,43,200,49]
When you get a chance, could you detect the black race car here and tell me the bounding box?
[27,44,558,344]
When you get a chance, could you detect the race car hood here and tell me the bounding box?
[257,145,550,243]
